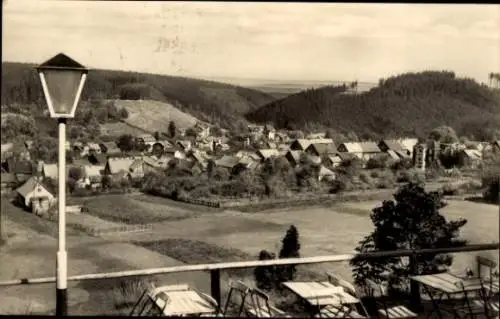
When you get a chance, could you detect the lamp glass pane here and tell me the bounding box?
[43,69,83,115]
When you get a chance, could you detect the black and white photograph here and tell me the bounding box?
[1,1,499,317]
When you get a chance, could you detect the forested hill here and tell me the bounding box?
[1,62,276,130]
[245,71,500,140]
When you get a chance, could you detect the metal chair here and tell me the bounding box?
[246,287,289,318]
[222,280,252,317]
[326,272,369,318]
[364,279,417,319]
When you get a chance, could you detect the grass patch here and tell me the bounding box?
[81,194,196,225]
[1,197,85,237]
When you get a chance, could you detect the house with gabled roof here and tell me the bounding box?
[136,134,156,145]
[338,141,381,161]
[290,138,334,151]
[285,150,303,167]
[215,155,241,170]
[235,150,261,162]
[324,152,357,168]
[305,143,337,157]
[399,138,419,155]
[104,157,136,178]
[256,149,281,162]
[317,165,336,181]
[1,143,13,162]
[15,176,55,212]
[187,151,208,170]
[378,140,411,159]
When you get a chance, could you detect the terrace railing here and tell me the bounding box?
[0,243,498,312]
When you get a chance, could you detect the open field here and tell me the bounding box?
[99,121,149,136]
[1,190,498,315]
[78,194,215,225]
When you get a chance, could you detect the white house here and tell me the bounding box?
[15,176,55,213]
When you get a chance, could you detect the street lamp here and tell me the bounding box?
[36,53,88,316]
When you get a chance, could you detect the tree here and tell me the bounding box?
[153,131,161,141]
[350,183,467,293]
[429,126,458,144]
[116,134,135,152]
[168,121,177,138]
[276,225,301,283]
[254,250,277,291]
[68,166,84,182]
[185,127,197,138]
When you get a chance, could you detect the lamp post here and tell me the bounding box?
[36,53,88,316]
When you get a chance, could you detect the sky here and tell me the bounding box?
[2,1,499,84]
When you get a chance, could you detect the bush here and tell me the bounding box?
[366,154,391,169]
[396,169,425,184]
[482,172,499,204]
[329,179,347,194]
[358,172,374,187]
[441,183,459,196]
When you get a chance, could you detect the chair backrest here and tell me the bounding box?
[249,288,271,317]
[223,280,252,316]
[477,256,497,279]
[327,272,358,296]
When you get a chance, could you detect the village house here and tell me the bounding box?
[324,152,357,168]
[235,150,261,162]
[263,124,276,141]
[194,122,211,139]
[24,140,34,150]
[169,158,202,176]
[104,157,136,179]
[305,142,337,157]
[154,155,174,170]
[87,142,102,154]
[337,142,381,161]
[15,176,55,214]
[274,131,290,143]
[457,149,482,168]
[399,138,419,156]
[232,157,260,175]
[285,150,303,167]
[317,165,336,182]
[215,155,241,171]
[256,149,281,162]
[378,140,411,159]
[290,138,334,151]
[81,165,103,189]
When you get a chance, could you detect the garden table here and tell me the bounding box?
[411,273,483,319]
[283,281,362,317]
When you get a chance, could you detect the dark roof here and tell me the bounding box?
[38,53,87,70]
[306,143,337,155]
[380,140,405,152]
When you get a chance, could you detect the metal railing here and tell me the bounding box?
[0,242,498,310]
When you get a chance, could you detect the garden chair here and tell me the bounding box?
[129,284,170,316]
[364,279,417,319]
[477,256,499,295]
[453,278,499,319]
[246,287,289,318]
[326,272,369,318]
[222,280,252,317]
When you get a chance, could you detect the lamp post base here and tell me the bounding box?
[56,288,68,316]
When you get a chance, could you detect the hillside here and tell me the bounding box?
[245,71,500,140]
[1,62,277,130]
[109,99,198,133]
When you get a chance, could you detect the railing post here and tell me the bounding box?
[409,253,422,312]
[210,269,221,306]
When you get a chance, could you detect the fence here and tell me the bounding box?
[0,242,497,312]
